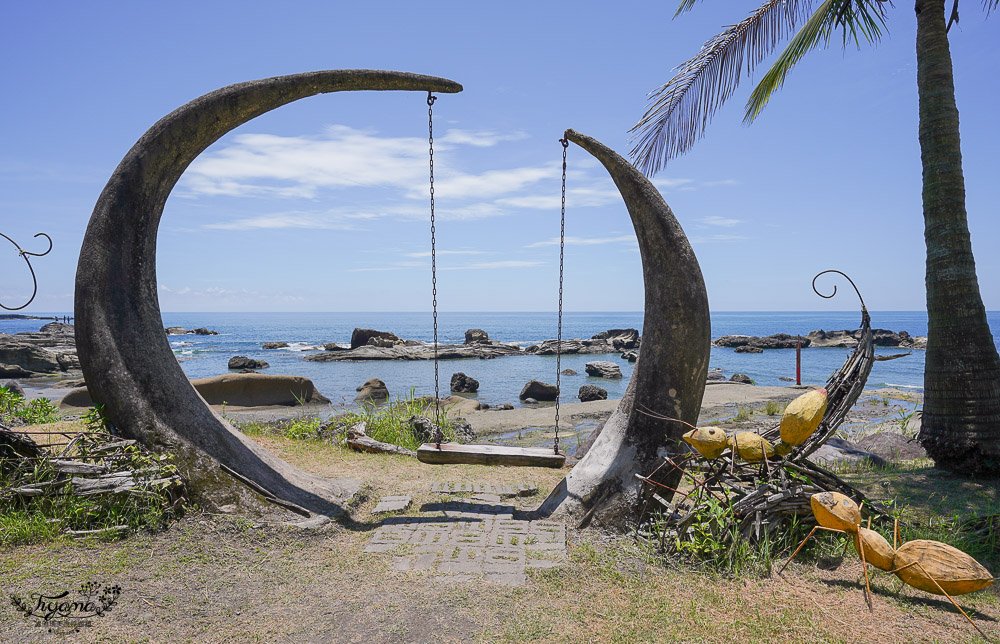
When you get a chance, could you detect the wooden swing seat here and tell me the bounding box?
[417,443,566,468]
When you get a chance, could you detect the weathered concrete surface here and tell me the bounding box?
[74,70,462,517]
[536,130,710,522]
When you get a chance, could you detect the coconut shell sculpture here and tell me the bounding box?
[781,491,994,637]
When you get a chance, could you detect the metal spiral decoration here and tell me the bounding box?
[0,232,53,311]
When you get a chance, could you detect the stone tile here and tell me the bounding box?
[471,493,502,504]
[447,531,491,547]
[517,484,539,497]
[409,529,450,546]
[372,495,412,515]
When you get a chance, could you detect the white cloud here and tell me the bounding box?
[203,211,369,231]
[497,186,620,210]
[525,235,634,248]
[689,234,750,244]
[404,250,487,258]
[700,216,742,227]
[438,129,528,147]
[441,260,544,270]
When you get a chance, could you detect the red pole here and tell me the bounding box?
[796,341,802,385]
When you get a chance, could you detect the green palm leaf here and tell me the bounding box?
[745,0,888,123]
[630,0,817,176]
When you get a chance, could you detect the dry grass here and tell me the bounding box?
[2,423,997,642]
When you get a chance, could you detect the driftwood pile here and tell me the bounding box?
[0,421,185,537]
[637,292,890,553]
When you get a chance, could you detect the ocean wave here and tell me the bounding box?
[171,341,193,347]
[876,383,923,390]
[282,342,326,352]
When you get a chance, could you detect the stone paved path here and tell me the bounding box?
[364,485,566,586]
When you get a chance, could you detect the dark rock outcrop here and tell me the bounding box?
[707,368,726,381]
[734,346,763,354]
[730,373,753,385]
[0,322,80,376]
[810,437,888,469]
[0,364,34,378]
[621,350,639,362]
[807,328,927,350]
[578,385,608,402]
[0,342,62,374]
[165,326,218,336]
[713,334,808,350]
[2,380,24,397]
[228,356,269,370]
[585,361,623,379]
[590,328,640,350]
[60,373,330,409]
[450,372,479,393]
[464,329,490,345]
[351,328,400,350]
[262,342,289,349]
[355,378,389,404]
[561,369,577,376]
[519,380,558,401]
[306,342,521,362]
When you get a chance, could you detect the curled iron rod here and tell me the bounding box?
[812,269,866,312]
[0,232,53,311]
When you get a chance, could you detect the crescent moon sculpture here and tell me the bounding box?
[74,70,462,516]
[537,129,710,520]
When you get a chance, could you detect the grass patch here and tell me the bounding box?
[0,388,59,425]
[763,400,785,416]
[342,389,458,450]
[733,405,754,423]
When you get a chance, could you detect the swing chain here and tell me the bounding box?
[554,137,568,455]
[428,92,443,449]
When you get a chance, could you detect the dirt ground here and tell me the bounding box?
[2,387,997,643]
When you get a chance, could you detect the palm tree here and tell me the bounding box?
[631,0,1000,476]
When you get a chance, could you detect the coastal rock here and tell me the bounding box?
[524,398,538,404]
[807,328,928,350]
[810,437,888,469]
[450,372,479,393]
[525,335,638,356]
[408,415,437,443]
[856,432,927,462]
[351,328,400,350]
[451,417,475,443]
[322,342,348,351]
[713,334,808,350]
[52,378,86,389]
[239,368,258,374]
[779,376,796,382]
[561,369,577,376]
[262,342,289,349]
[464,329,490,345]
[502,403,514,410]
[519,379,558,401]
[621,350,638,362]
[707,368,726,381]
[585,361,623,379]
[734,346,763,354]
[0,342,62,374]
[228,356,269,370]
[729,373,753,385]
[165,326,218,336]
[305,342,521,362]
[578,385,608,402]
[355,378,389,404]
[0,364,33,378]
[591,328,640,350]
[367,336,397,348]
[2,380,24,397]
[415,395,481,416]
[59,373,330,409]
[57,352,81,370]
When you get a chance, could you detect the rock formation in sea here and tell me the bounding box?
[464,329,490,344]
[0,322,80,377]
[578,384,608,402]
[450,372,479,393]
[355,377,389,403]
[228,356,269,370]
[262,342,289,349]
[585,361,623,379]
[165,327,218,335]
[713,328,927,351]
[519,379,558,401]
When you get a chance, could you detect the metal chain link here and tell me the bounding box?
[555,137,568,455]
[428,92,443,449]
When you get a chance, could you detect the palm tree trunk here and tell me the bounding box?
[915,0,1000,476]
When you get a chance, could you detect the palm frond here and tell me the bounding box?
[630,0,817,176]
[675,0,704,16]
[744,0,888,123]
[986,0,999,14]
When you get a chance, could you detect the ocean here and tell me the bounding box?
[5,311,1000,408]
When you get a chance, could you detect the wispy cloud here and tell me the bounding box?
[689,234,750,244]
[403,250,487,258]
[497,186,620,210]
[203,211,373,231]
[699,215,742,227]
[441,260,544,270]
[438,129,528,147]
[525,234,634,248]
[158,284,305,302]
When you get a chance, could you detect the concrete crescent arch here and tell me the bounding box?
[74,71,462,516]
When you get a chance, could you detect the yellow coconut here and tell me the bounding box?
[893,540,995,596]
[728,432,775,462]
[779,388,828,446]
[810,492,861,532]
[853,527,895,571]
[682,426,729,460]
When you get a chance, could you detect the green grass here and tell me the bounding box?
[342,389,458,450]
[763,400,785,416]
[0,389,59,425]
[733,405,754,423]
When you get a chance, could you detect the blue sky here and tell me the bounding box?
[1,1,997,313]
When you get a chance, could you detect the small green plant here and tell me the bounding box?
[0,389,59,425]
[341,388,456,450]
[733,405,753,423]
[82,403,109,433]
[763,400,785,417]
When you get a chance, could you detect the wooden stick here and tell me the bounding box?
[911,562,988,640]
[778,525,847,575]
[857,534,873,612]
